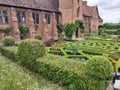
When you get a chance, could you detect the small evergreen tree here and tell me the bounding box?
[75,20,85,33]
[64,23,76,39]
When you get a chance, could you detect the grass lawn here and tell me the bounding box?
[0,53,66,90]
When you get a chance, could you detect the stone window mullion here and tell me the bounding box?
[0,11,3,24]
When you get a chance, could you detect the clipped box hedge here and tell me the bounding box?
[0,46,17,61]
[0,46,107,90]
[17,39,46,69]
[36,54,107,90]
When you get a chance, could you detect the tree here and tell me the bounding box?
[64,23,76,39]
[19,24,29,39]
[75,20,85,33]
[57,24,65,38]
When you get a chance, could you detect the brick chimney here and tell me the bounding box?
[83,1,87,5]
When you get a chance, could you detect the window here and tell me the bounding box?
[45,13,50,24]
[55,14,59,24]
[32,13,39,24]
[77,7,80,17]
[16,11,26,24]
[78,0,80,7]
[0,10,9,24]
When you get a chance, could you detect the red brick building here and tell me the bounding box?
[0,0,103,41]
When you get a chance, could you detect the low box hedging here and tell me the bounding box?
[36,54,107,90]
[0,46,108,90]
[0,46,17,61]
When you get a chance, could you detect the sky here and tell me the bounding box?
[84,0,120,23]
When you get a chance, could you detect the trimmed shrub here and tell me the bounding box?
[36,54,107,90]
[3,36,15,46]
[34,34,42,40]
[0,46,108,90]
[86,56,114,80]
[17,39,46,68]
[0,46,17,61]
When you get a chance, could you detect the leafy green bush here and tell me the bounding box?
[75,20,85,33]
[3,36,15,46]
[34,34,42,40]
[36,54,106,90]
[64,23,76,39]
[0,46,108,90]
[86,56,114,80]
[19,24,29,39]
[17,39,46,68]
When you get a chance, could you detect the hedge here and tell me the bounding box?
[0,46,108,90]
[86,56,114,80]
[17,39,46,70]
[0,46,17,61]
[36,54,106,90]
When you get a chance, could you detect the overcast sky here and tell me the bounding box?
[84,0,120,23]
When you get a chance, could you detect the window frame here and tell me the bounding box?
[32,12,39,24]
[45,13,51,24]
[0,9,9,24]
[16,11,26,24]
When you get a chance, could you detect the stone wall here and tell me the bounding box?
[0,6,59,42]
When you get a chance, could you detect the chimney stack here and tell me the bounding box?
[83,1,87,5]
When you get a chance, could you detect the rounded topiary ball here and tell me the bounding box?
[17,39,46,66]
[86,56,114,79]
[3,36,15,46]
[34,34,42,40]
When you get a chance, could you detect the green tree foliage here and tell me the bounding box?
[64,23,76,39]
[75,20,85,33]
[57,24,64,36]
[101,23,120,29]
[57,23,66,39]
[86,56,114,80]
[19,24,29,39]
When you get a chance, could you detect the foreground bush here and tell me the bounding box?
[0,47,108,90]
[86,56,114,79]
[17,39,46,68]
[3,36,15,46]
[36,55,106,90]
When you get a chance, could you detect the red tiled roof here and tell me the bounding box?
[0,0,59,12]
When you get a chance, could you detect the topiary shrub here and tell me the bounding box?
[86,56,114,80]
[3,36,15,46]
[17,39,46,69]
[34,34,42,40]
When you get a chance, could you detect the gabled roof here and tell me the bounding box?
[82,1,103,22]
[82,1,91,17]
[0,0,59,12]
